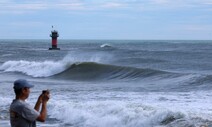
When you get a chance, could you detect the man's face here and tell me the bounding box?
[22,87,30,99]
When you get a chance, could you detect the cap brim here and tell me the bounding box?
[28,84,34,88]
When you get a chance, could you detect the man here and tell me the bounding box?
[10,79,50,127]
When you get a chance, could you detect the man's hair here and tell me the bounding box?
[14,87,29,96]
[14,88,22,96]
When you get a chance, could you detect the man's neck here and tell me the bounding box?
[15,96,26,101]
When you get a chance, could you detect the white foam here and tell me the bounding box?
[45,90,212,127]
[49,100,161,127]
[0,60,66,77]
[100,44,112,48]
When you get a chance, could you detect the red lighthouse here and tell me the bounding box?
[49,27,60,50]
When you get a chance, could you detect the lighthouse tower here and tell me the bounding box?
[49,26,60,50]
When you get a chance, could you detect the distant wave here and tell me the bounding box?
[100,44,113,48]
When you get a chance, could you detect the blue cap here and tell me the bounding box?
[13,79,34,90]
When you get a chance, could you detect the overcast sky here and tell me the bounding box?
[0,0,212,40]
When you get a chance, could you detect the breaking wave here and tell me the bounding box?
[0,59,170,81]
[51,62,171,81]
[0,60,66,77]
[1,55,212,88]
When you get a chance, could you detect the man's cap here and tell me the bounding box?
[13,79,34,90]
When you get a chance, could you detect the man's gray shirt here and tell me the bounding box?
[10,99,39,127]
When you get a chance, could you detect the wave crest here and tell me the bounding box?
[0,60,66,77]
[100,44,113,48]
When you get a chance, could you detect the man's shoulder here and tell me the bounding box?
[10,99,29,111]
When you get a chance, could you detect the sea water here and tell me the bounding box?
[0,40,212,127]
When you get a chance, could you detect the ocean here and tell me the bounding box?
[0,40,212,127]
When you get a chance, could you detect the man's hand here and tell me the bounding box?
[42,90,50,103]
[36,90,50,122]
[37,94,43,103]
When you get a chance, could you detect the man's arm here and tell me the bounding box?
[36,93,49,122]
[36,102,47,122]
[34,94,43,111]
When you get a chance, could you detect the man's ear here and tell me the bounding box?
[22,87,28,93]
